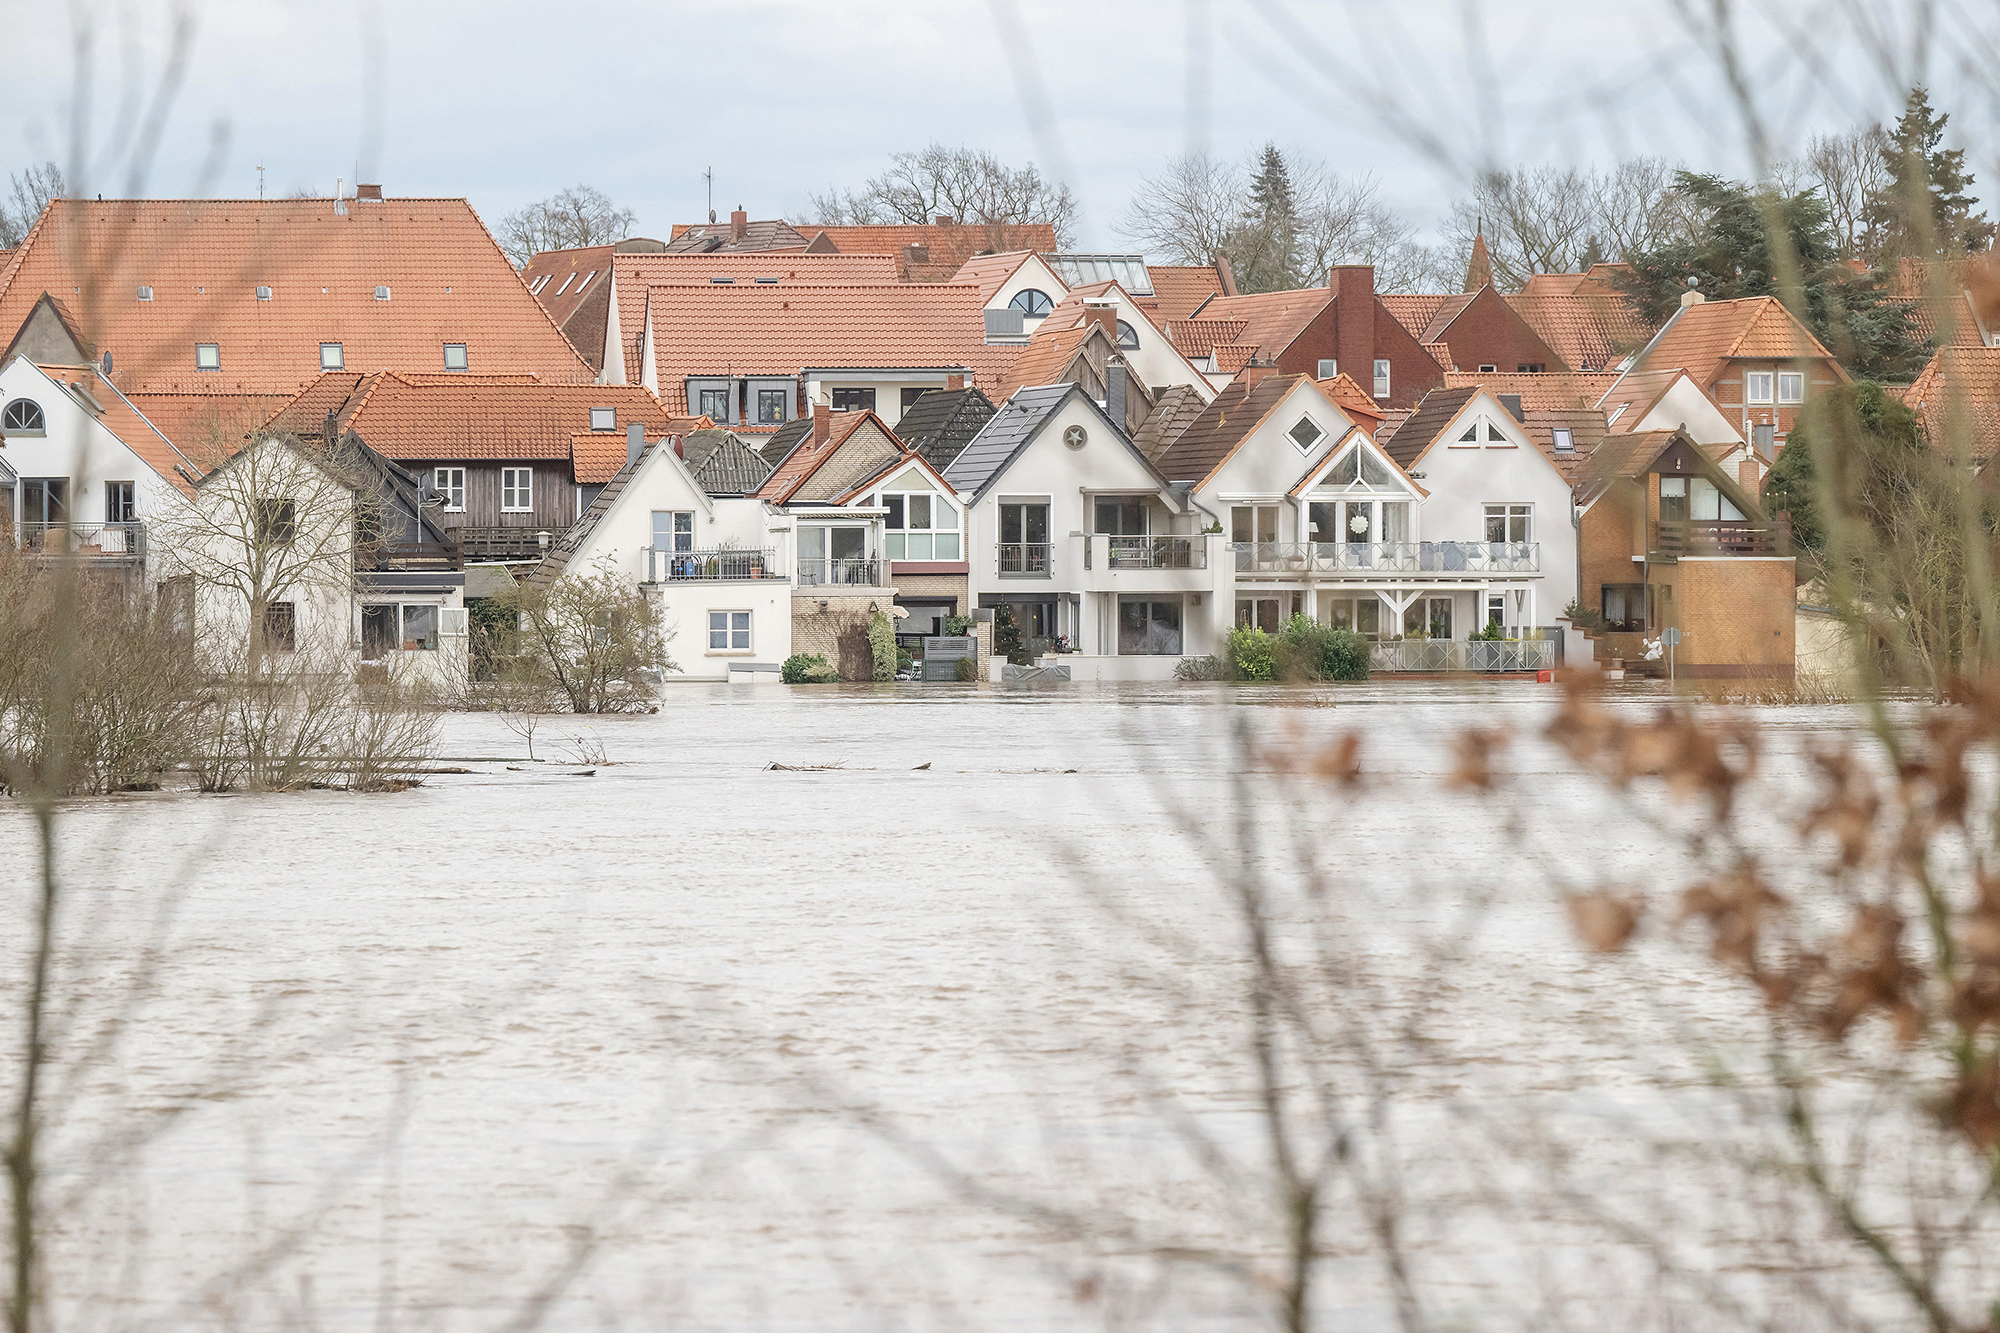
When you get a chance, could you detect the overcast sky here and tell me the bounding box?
[3,0,1994,249]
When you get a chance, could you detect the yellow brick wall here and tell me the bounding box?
[791,592,888,680]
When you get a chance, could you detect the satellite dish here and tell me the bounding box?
[1062,424,1088,450]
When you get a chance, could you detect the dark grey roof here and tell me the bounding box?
[1382,386,1479,469]
[681,429,773,496]
[895,386,998,470]
[942,383,1173,503]
[533,447,647,584]
[758,417,813,469]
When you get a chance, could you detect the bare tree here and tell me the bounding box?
[1114,151,1243,267]
[797,144,1079,249]
[494,184,636,268]
[501,558,675,713]
[1440,158,1692,290]
[1807,127,1892,262]
[0,163,64,249]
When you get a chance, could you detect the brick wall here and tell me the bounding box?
[890,573,967,611]
[1263,294,1443,410]
[1435,288,1565,373]
[1578,487,1643,619]
[790,592,886,680]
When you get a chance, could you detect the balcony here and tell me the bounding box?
[1231,541,1540,577]
[1372,638,1557,673]
[998,543,1052,577]
[17,521,145,558]
[355,542,463,572]
[798,558,884,587]
[1104,535,1205,570]
[1650,519,1789,558]
[451,526,554,562]
[642,547,777,582]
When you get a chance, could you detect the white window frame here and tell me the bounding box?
[708,609,752,653]
[1373,358,1391,398]
[320,342,344,370]
[883,488,961,562]
[442,342,468,372]
[1483,503,1533,543]
[1551,427,1574,452]
[1316,359,1337,379]
[1746,371,1775,404]
[1777,371,1805,404]
[432,467,466,512]
[1484,419,1515,446]
[590,406,617,431]
[501,467,533,513]
[195,343,221,371]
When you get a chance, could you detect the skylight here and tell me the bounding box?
[195,343,220,371]
[710,276,735,284]
[1553,427,1574,452]
[590,406,616,431]
[554,274,574,295]
[442,343,468,372]
[374,285,391,301]
[321,343,344,370]
[256,286,272,301]
[574,270,597,294]
[136,286,153,302]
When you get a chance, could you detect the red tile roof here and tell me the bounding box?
[0,197,595,396]
[1505,293,1654,371]
[122,390,291,458]
[1443,370,1621,413]
[1314,372,1387,426]
[1147,265,1225,322]
[1187,286,1333,363]
[1636,297,1844,387]
[951,250,1037,303]
[518,244,615,336]
[1905,346,2000,462]
[1379,294,1450,337]
[1170,318,1250,359]
[34,364,202,494]
[996,321,1099,401]
[1214,343,1258,375]
[814,222,1058,277]
[753,411,899,503]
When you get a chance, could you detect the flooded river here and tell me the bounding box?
[2,681,1990,1330]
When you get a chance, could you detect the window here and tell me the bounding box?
[1117,597,1182,655]
[757,388,788,425]
[1115,320,1141,350]
[1516,363,1545,373]
[900,387,929,414]
[3,399,45,434]
[1746,371,1774,403]
[1606,403,1628,425]
[1487,594,1506,628]
[886,490,960,560]
[1404,597,1454,640]
[105,481,136,524]
[1455,424,1479,445]
[1602,583,1647,633]
[697,387,730,422]
[1778,371,1805,403]
[431,467,465,511]
[529,275,548,294]
[442,343,468,371]
[400,604,437,651]
[320,343,344,370]
[652,510,694,553]
[136,286,154,302]
[831,387,876,412]
[361,604,397,658]
[374,285,391,301]
[1230,504,1278,545]
[1485,420,1511,443]
[254,499,297,546]
[501,468,533,513]
[998,502,1050,574]
[1009,288,1053,318]
[262,602,297,653]
[1317,359,1337,379]
[1552,427,1574,452]
[1477,364,1498,373]
[1288,416,1324,451]
[589,406,616,432]
[555,274,575,296]
[1373,359,1391,398]
[256,285,272,301]
[708,610,752,652]
[1236,597,1293,633]
[1095,497,1148,536]
[195,343,221,371]
[21,479,66,525]
[1483,504,1532,543]
[1659,475,1689,521]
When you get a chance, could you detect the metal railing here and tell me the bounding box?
[1106,535,1205,569]
[1231,541,1540,575]
[798,557,883,587]
[998,543,1052,576]
[1371,638,1556,672]
[18,521,145,556]
[1651,519,1788,557]
[642,546,776,582]
[451,526,553,562]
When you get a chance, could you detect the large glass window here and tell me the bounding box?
[1602,583,1647,633]
[757,388,787,424]
[105,481,136,523]
[697,387,731,422]
[1117,597,1183,655]
[21,478,66,526]
[1094,498,1148,535]
[998,502,1049,574]
[1230,504,1277,544]
[1404,597,1454,640]
[886,490,961,561]
[1483,504,1531,542]
[320,343,344,371]
[831,387,876,412]
[400,604,438,651]
[652,510,694,555]
[1009,288,1053,318]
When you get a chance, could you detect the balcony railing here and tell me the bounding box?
[998,543,1052,576]
[355,541,463,572]
[798,557,883,587]
[1372,638,1556,672]
[1231,541,1540,575]
[642,546,776,582]
[18,521,145,556]
[1651,519,1788,557]
[1106,535,1206,569]
[451,526,554,562]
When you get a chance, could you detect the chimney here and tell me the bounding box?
[1680,287,1706,307]
[1739,458,1762,494]
[1105,357,1128,431]
[1237,355,1279,388]
[730,208,747,242]
[1333,265,1376,397]
[626,420,645,467]
[355,183,383,202]
[1213,251,1240,298]
[934,214,953,227]
[903,243,930,269]
[322,410,338,446]
[812,403,830,445]
[1498,393,1524,422]
[1082,306,1116,340]
[946,373,964,390]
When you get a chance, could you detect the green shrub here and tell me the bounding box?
[954,654,977,682]
[1174,654,1227,681]
[1562,598,1604,632]
[1226,624,1278,681]
[781,652,840,684]
[868,611,897,682]
[944,614,974,635]
[896,646,913,673]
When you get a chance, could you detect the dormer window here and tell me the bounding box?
[195,343,221,371]
[590,406,616,431]
[321,343,344,370]
[1288,416,1324,451]
[442,343,468,372]
[136,286,154,302]
[1116,320,1141,350]
[373,285,391,301]
[256,286,273,301]
[1009,289,1053,318]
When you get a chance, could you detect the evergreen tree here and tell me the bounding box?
[1616,171,1928,381]
[1234,143,1300,292]
[1866,87,1995,258]
[1577,235,1607,271]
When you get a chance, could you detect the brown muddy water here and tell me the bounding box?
[1,680,1990,1330]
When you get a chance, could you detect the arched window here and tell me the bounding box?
[1115,320,1141,350]
[2,399,45,434]
[1009,288,1053,318]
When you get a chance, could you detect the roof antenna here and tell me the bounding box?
[705,167,715,225]
[257,160,265,199]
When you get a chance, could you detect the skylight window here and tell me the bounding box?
[195,343,220,371]
[256,286,273,301]
[136,286,153,302]
[590,406,616,431]
[574,270,597,294]
[1606,403,1628,425]
[1552,427,1574,452]
[374,285,391,301]
[754,276,780,284]
[554,274,575,295]
[710,276,736,284]
[442,343,468,372]
[1288,416,1324,451]
[321,343,344,370]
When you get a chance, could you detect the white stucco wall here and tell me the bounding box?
[0,360,186,543]
[985,255,1069,327]
[1635,377,1744,447]
[1191,380,1360,541]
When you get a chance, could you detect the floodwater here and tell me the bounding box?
[2,681,1992,1330]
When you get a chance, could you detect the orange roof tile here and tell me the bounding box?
[996,321,1099,400]
[1314,372,1387,425]
[1905,346,2000,462]
[1505,293,1654,371]
[0,197,594,397]
[1170,318,1250,359]
[121,390,291,458]
[1214,343,1258,375]
[1636,296,1846,387]
[813,222,1057,276]
[1443,370,1621,413]
[34,364,202,494]
[518,244,615,337]
[1147,265,1225,322]
[1189,287,1333,362]
[950,250,1037,303]
[1380,294,1450,338]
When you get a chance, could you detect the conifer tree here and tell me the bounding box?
[1865,87,1995,257]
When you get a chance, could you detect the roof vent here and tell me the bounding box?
[136,285,153,302]
[255,285,272,301]
[374,285,391,301]
[710,276,735,284]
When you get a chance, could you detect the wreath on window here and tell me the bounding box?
[1348,513,1370,535]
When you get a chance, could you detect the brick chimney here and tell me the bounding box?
[1237,356,1280,388]
[1082,306,1116,340]
[812,403,830,445]
[1333,265,1377,397]
[355,183,383,201]
[934,214,953,227]
[946,373,964,390]
[730,207,747,242]
[903,243,930,269]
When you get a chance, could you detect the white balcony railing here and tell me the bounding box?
[642,546,777,582]
[1231,541,1539,576]
[1372,639,1556,672]
[19,521,145,556]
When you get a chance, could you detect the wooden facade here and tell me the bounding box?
[408,460,580,531]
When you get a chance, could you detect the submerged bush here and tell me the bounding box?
[782,653,841,684]
[1226,625,1278,681]
[868,611,897,682]
[1220,615,1369,684]
[1174,654,1228,681]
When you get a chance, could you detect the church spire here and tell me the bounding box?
[1463,229,1493,293]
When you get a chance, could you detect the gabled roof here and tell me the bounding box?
[753,410,886,503]
[1417,292,1478,343]
[1444,370,1620,413]
[1379,294,1450,338]
[997,320,1098,401]
[518,244,615,337]
[1576,428,1765,514]
[757,416,814,469]
[122,390,291,458]
[0,197,594,395]
[1905,345,2000,463]
[1381,386,1480,469]
[1594,367,1691,430]
[1181,286,1332,363]
[1170,318,1250,360]
[829,444,958,506]
[892,385,997,470]
[950,250,1039,303]
[1153,373,1335,488]
[1315,372,1387,428]
[533,442,697,584]
[664,219,810,253]
[1147,265,1226,322]
[1519,408,1607,482]
[1630,296,1846,385]
[1129,383,1206,462]
[1286,425,1427,500]
[25,362,202,495]
[820,222,1058,279]
[1504,293,1654,371]
[2,291,94,365]
[681,428,776,495]
[943,383,1157,502]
